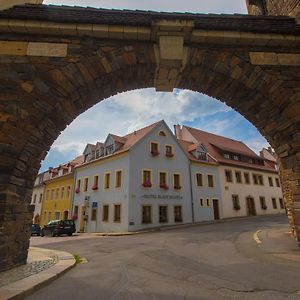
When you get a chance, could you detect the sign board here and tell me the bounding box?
[141,194,183,200]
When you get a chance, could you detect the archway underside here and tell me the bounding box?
[0,6,300,271]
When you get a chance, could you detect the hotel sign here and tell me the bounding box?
[141,194,183,200]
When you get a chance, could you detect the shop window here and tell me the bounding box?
[142,205,152,224]
[174,206,183,222]
[159,206,168,223]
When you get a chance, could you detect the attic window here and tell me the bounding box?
[224,153,230,159]
[233,155,239,161]
[158,130,166,137]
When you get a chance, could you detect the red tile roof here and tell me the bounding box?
[183,126,277,172]
[109,134,127,144]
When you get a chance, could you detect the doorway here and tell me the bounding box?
[212,199,220,220]
[246,197,256,216]
[80,206,86,232]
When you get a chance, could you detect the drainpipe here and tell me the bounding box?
[188,160,195,224]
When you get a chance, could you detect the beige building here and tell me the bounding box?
[175,125,285,219]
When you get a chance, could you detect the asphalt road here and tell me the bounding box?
[27,215,300,300]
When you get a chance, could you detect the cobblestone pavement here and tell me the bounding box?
[0,255,58,288]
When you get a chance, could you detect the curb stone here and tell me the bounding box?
[0,248,76,300]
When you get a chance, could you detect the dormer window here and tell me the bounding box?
[84,154,89,162]
[95,149,100,158]
[224,153,230,159]
[197,152,207,161]
[233,155,239,161]
[106,144,114,155]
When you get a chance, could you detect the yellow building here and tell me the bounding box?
[40,156,83,226]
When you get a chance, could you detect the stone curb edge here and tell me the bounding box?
[0,248,76,300]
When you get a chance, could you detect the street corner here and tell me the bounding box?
[0,247,76,300]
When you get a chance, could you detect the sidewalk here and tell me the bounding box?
[255,226,300,262]
[0,247,75,300]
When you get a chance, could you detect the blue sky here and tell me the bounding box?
[40,0,269,172]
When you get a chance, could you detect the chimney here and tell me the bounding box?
[173,124,182,140]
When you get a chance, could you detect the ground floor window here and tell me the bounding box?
[48,212,51,222]
[279,198,284,209]
[259,196,267,210]
[102,205,109,222]
[174,206,183,222]
[114,205,121,222]
[142,205,152,224]
[232,195,240,210]
[55,212,60,220]
[159,206,168,223]
[91,208,97,221]
[272,198,277,209]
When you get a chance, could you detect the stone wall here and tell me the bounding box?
[246,0,300,17]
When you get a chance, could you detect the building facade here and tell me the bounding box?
[72,121,195,232]
[30,171,49,224]
[175,125,285,219]
[40,156,83,226]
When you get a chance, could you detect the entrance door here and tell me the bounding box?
[212,199,220,220]
[246,197,256,216]
[80,206,86,232]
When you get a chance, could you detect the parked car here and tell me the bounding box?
[31,224,41,236]
[41,220,76,237]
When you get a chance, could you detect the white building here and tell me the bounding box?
[175,125,285,218]
[72,120,199,232]
[30,171,49,224]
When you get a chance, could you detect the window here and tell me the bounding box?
[173,173,181,190]
[142,205,152,224]
[279,198,284,209]
[199,198,204,207]
[46,190,49,200]
[272,198,277,209]
[56,188,59,199]
[268,177,273,187]
[150,142,159,156]
[235,171,242,183]
[114,205,121,222]
[232,195,240,210]
[196,173,203,187]
[206,198,210,206]
[61,187,65,198]
[39,193,43,203]
[55,212,60,220]
[233,155,239,161]
[259,196,267,210]
[92,175,99,190]
[102,205,109,222]
[158,130,166,137]
[225,170,233,182]
[91,208,97,221]
[51,189,54,200]
[66,186,71,198]
[159,206,168,223]
[33,194,37,204]
[115,170,122,188]
[106,144,114,155]
[253,174,263,185]
[104,173,111,189]
[207,175,214,187]
[84,178,89,192]
[174,206,183,222]
[142,170,152,187]
[258,175,264,185]
[244,173,250,184]
[95,149,100,158]
[159,171,168,189]
[76,179,81,193]
[165,145,174,158]
[275,178,280,187]
[224,153,230,159]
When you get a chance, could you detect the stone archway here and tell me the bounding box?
[0,3,299,271]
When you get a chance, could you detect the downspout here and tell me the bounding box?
[188,160,195,224]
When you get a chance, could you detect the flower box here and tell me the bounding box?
[92,185,98,191]
[75,187,80,194]
[151,150,160,157]
[160,184,169,190]
[174,186,182,190]
[165,152,174,158]
[142,181,152,188]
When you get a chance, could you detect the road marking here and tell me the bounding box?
[253,230,262,244]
